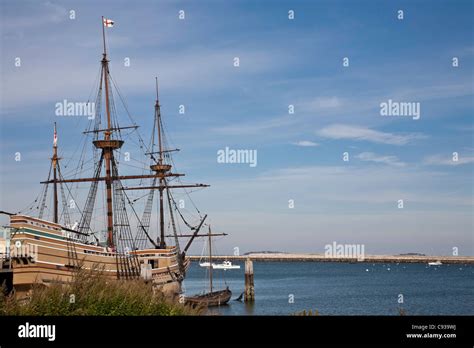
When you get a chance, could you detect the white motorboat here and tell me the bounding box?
[213,260,241,270]
[428,261,442,266]
[199,260,240,270]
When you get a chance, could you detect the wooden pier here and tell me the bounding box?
[188,253,474,264]
[244,258,255,302]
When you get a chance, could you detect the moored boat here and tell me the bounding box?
[213,260,241,270]
[186,226,232,307]
[200,260,241,270]
[428,261,442,266]
[185,288,232,307]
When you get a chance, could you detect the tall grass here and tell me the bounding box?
[0,269,201,316]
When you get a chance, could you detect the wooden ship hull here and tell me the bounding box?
[8,215,188,297]
[185,288,232,307]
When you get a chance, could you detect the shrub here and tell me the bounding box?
[0,269,201,316]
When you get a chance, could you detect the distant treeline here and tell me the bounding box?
[398,253,426,256]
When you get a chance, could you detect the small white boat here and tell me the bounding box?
[199,260,240,270]
[212,260,240,270]
[428,261,442,266]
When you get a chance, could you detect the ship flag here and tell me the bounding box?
[103,18,114,27]
[53,122,57,147]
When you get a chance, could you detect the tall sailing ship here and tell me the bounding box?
[0,17,213,297]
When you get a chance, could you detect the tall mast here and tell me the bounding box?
[52,122,59,223]
[123,78,211,251]
[156,77,163,165]
[208,225,213,292]
[44,18,201,255]
[155,77,166,249]
[101,16,107,57]
[94,16,121,248]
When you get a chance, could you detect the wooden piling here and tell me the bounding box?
[244,258,255,302]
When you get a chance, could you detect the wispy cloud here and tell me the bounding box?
[1,47,289,113]
[392,82,474,102]
[211,116,294,135]
[301,96,342,112]
[317,124,426,145]
[292,140,319,147]
[423,154,474,166]
[356,152,405,167]
[202,165,473,214]
[1,1,67,30]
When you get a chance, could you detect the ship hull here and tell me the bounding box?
[8,215,188,297]
[185,288,232,307]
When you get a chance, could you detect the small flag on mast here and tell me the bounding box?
[103,18,114,27]
[53,123,57,147]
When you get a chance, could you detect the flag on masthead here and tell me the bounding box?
[103,18,114,27]
[53,122,57,147]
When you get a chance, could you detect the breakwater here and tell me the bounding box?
[188,253,474,264]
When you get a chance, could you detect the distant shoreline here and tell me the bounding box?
[188,253,474,264]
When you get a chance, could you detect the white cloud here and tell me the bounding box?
[303,96,342,111]
[1,48,273,112]
[393,83,474,102]
[423,154,474,166]
[292,140,319,147]
[211,116,295,135]
[1,2,67,30]
[356,152,405,167]
[317,124,426,145]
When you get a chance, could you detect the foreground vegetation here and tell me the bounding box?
[0,270,201,316]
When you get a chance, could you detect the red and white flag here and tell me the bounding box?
[103,18,114,27]
[53,123,57,147]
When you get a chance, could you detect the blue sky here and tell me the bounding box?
[1,0,473,256]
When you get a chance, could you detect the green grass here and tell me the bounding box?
[0,269,202,316]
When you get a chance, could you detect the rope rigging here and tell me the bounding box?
[37,162,52,219]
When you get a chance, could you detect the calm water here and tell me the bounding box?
[182,261,474,315]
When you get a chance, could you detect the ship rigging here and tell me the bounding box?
[1,17,221,296]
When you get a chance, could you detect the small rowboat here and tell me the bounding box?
[187,226,232,307]
[185,287,232,307]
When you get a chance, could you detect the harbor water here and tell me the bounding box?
[182,261,474,315]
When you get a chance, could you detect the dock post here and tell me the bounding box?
[244,258,255,302]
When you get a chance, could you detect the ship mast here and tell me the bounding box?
[101,16,115,248]
[86,16,122,248]
[44,19,208,259]
[52,122,59,223]
[208,225,213,292]
[155,78,166,248]
[124,76,211,252]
